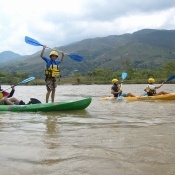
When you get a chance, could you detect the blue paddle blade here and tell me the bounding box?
[117,96,123,101]
[117,94,123,101]
[165,75,175,82]
[25,36,43,46]
[25,36,83,62]
[68,54,83,62]
[18,77,35,85]
[122,72,127,80]
[142,92,147,96]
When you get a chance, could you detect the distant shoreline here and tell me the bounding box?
[1,76,174,86]
[1,82,174,86]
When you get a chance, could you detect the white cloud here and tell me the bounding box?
[0,0,175,55]
[116,9,175,34]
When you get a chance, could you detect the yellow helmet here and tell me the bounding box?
[148,78,155,84]
[112,79,118,84]
[50,51,58,57]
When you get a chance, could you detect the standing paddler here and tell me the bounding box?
[40,46,64,103]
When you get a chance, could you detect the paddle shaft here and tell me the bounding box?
[25,36,83,62]
[47,46,68,55]
[117,73,127,99]
[2,84,20,92]
[2,77,35,91]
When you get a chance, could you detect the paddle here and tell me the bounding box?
[164,75,175,83]
[154,75,175,88]
[155,75,175,91]
[25,36,83,62]
[122,72,127,81]
[2,77,35,91]
[117,72,127,100]
[120,72,127,89]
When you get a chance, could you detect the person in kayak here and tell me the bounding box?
[111,79,135,97]
[144,78,169,96]
[0,85,15,98]
[40,45,65,103]
[0,85,25,105]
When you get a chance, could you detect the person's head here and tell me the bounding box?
[148,78,155,84]
[112,79,118,85]
[49,51,58,60]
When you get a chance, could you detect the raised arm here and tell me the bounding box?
[7,85,15,98]
[40,45,47,58]
[155,83,164,89]
[60,52,65,62]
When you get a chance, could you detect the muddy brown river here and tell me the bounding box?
[0,84,175,175]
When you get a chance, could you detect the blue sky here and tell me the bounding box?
[0,0,175,55]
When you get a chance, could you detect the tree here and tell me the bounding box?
[162,62,175,76]
[121,59,131,70]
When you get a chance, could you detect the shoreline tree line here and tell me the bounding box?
[0,61,175,85]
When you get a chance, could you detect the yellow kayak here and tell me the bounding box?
[101,93,175,101]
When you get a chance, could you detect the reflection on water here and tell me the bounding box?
[45,116,59,135]
[0,85,175,175]
[44,116,59,150]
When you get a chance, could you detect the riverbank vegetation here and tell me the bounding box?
[0,62,175,85]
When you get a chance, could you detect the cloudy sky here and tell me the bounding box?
[0,0,175,55]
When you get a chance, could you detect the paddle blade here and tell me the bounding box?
[117,94,123,101]
[122,72,127,80]
[68,54,83,62]
[25,36,43,46]
[18,77,35,85]
[165,75,175,82]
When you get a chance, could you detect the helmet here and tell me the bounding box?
[112,79,118,84]
[49,51,58,57]
[148,78,155,84]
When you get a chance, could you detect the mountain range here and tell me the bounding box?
[0,29,175,77]
[0,51,23,63]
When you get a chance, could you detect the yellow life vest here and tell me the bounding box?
[0,92,3,99]
[145,85,156,96]
[45,64,60,78]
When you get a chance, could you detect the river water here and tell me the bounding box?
[0,84,175,175]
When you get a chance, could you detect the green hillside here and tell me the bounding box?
[1,29,175,78]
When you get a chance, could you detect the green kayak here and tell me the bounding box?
[0,97,92,112]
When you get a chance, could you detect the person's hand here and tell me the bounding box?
[11,85,15,90]
[43,45,47,49]
[61,52,65,56]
